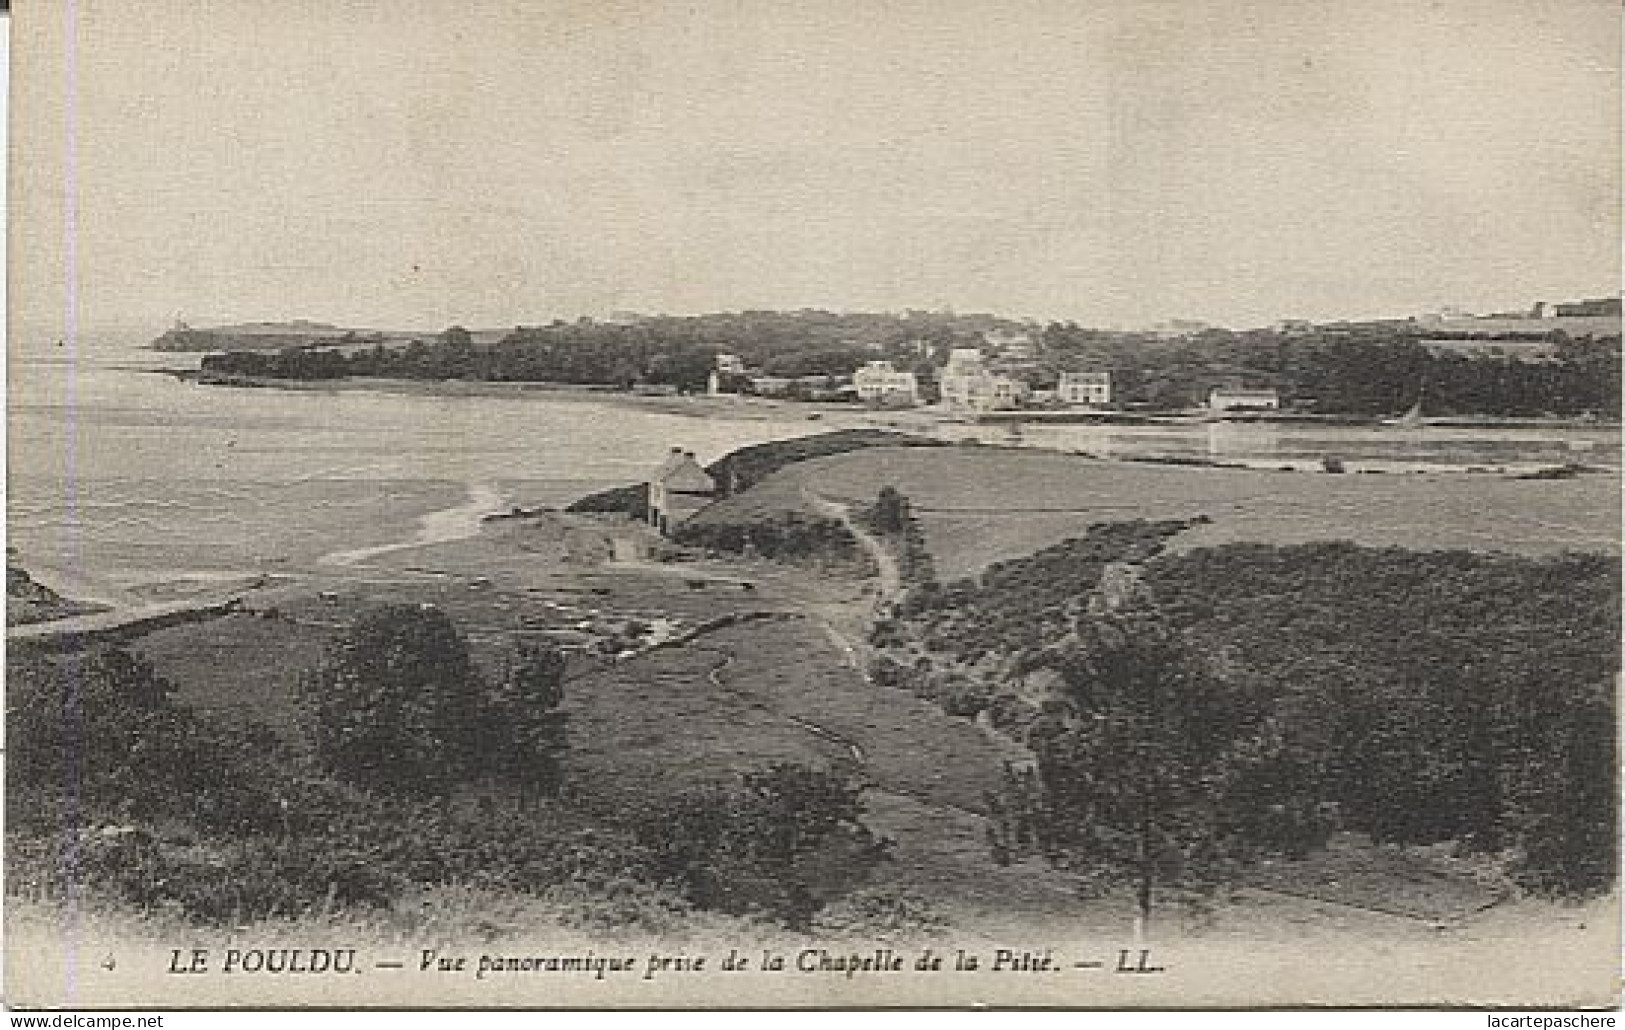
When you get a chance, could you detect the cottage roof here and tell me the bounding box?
[652,450,716,494]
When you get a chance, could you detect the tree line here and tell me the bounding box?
[1038,323,1620,415]
[198,312,1619,416]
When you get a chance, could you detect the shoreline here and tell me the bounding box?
[317,481,509,567]
[165,369,882,424]
[166,370,1622,431]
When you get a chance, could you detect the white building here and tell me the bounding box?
[852,360,920,405]
[715,352,746,374]
[1208,387,1281,411]
[988,375,1030,409]
[1057,371,1112,407]
[939,348,1029,410]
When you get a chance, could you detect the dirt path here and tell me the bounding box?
[802,488,902,603]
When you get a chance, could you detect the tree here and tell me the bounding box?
[1034,607,1260,930]
[8,648,283,834]
[486,641,569,805]
[873,486,909,536]
[9,648,192,820]
[633,763,885,928]
[300,604,486,796]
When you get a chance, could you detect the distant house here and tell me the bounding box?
[647,448,716,535]
[989,375,1029,409]
[708,353,750,396]
[1208,387,1281,411]
[1057,371,1112,407]
[938,348,1026,410]
[852,360,919,405]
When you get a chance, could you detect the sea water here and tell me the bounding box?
[7,333,820,600]
[9,332,1618,600]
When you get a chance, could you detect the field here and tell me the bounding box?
[128,514,816,743]
[693,444,1621,578]
[554,612,1149,929]
[15,442,1619,967]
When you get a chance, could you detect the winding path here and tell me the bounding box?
[801,488,901,603]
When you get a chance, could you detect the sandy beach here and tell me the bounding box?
[177,370,893,426]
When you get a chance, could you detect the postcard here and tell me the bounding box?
[6,0,1620,1011]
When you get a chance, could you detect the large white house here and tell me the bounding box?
[1057,371,1112,407]
[852,360,919,405]
[938,348,1028,410]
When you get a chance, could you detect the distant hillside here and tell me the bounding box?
[151,320,355,352]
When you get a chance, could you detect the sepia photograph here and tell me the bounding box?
[5,0,1620,1012]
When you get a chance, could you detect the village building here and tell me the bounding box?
[646,447,716,535]
[1207,386,1281,411]
[852,360,920,406]
[938,348,1028,410]
[1057,371,1112,407]
[989,375,1030,409]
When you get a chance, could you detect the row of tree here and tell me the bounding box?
[1038,324,1620,415]
[198,312,1620,416]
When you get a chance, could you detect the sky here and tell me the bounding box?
[11,0,1620,333]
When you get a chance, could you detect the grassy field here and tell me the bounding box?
[131,514,818,744]
[26,462,1617,960]
[562,616,1024,812]
[558,613,1120,926]
[695,444,1620,578]
[122,512,1099,929]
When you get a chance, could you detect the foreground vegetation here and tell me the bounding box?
[875,519,1620,901]
[7,604,885,931]
[10,432,1618,946]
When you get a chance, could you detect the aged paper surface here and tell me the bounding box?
[6,0,1621,1012]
